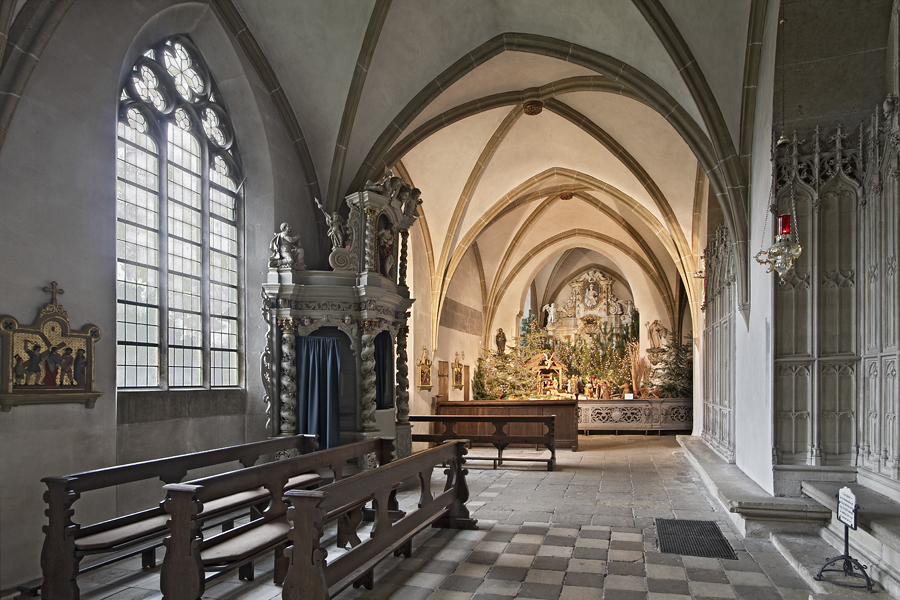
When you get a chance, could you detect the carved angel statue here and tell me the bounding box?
[314,197,345,250]
[364,167,402,199]
[542,303,556,325]
[403,187,423,218]
[269,222,306,270]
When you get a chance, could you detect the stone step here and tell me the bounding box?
[771,532,891,598]
[677,436,831,537]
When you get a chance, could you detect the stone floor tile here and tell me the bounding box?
[777,587,815,599]
[517,582,563,599]
[647,578,690,595]
[473,541,507,554]
[575,537,610,548]
[761,566,809,589]
[403,572,449,589]
[646,594,692,600]
[563,571,604,588]
[611,532,644,542]
[482,531,514,542]
[530,556,570,571]
[602,589,649,600]
[608,549,644,562]
[732,584,783,600]
[440,575,483,592]
[426,590,473,600]
[605,574,647,591]
[592,515,636,527]
[681,556,723,569]
[688,580,737,598]
[421,560,461,574]
[465,551,500,564]
[453,563,490,578]
[505,542,540,555]
[548,526,580,537]
[536,545,573,558]
[579,526,612,538]
[544,535,576,546]
[524,569,565,585]
[567,558,607,573]
[386,586,434,600]
[644,552,683,567]
[559,585,600,600]
[610,540,645,551]
[686,568,730,584]
[726,570,772,586]
[607,561,645,576]
[573,546,608,560]
[645,564,685,580]
[494,553,533,568]
[511,533,545,544]
[473,579,521,596]
[721,552,764,573]
[485,566,528,581]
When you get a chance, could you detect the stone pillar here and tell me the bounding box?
[359,319,379,430]
[278,317,298,435]
[395,323,409,423]
[364,207,377,272]
[398,229,409,286]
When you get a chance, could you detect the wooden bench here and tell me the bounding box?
[410,414,557,471]
[281,440,477,599]
[40,434,319,600]
[160,437,397,599]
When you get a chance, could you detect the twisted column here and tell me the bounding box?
[395,323,409,423]
[364,208,377,272]
[279,318,298,435]
[398,229,409,286]
[359,319,379,430]
[261,290,274,436]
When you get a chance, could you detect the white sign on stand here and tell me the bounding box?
[837,486,857,530]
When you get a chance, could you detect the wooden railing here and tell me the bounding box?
[282,440,477,599]
[410,414,556,471]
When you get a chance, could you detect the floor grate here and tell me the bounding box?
[655,518,738,560]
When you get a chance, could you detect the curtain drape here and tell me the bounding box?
[296,336,341,448]
[374,331,394,410]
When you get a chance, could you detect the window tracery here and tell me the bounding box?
[116,36,241,389]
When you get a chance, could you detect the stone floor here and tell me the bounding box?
[70,435,819,600]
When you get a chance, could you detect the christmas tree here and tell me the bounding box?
[656,338,693,398]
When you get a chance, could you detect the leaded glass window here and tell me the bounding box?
[116,36,242,389]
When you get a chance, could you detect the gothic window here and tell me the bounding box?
[116,36,241,389]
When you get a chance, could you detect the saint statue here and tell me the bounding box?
[495,328,506,355]
[269,222,306,270]
[378,225,395,278]
[314,197,345,250]
[646,319,670,349]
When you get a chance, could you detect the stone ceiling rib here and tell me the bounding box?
[430,105,521,347]
[324,0,392,213]
[479,193,675,335]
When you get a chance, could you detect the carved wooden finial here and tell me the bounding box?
[43,281,64,305]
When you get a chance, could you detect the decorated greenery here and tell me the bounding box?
[656,338,694,398]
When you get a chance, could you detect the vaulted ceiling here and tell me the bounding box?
[230,0,761,342]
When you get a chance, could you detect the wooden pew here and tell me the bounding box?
[282,440,477,600]
[160,437,396,599]
[410,414,557,470]
[40,434,318,600]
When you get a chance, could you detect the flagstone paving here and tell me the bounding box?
[71,435,815,600]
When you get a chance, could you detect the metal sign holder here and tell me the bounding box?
[815,486,874,592]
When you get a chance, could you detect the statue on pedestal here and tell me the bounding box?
[269,222,306,270]
[314,198,346,251]
[495,328,506,355]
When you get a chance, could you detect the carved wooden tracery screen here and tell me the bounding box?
[702,225,736,462]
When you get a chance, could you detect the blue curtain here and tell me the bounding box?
[296,336,341,449]
[374,331,394,410]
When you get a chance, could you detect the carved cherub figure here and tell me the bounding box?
[403,188,423,218]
